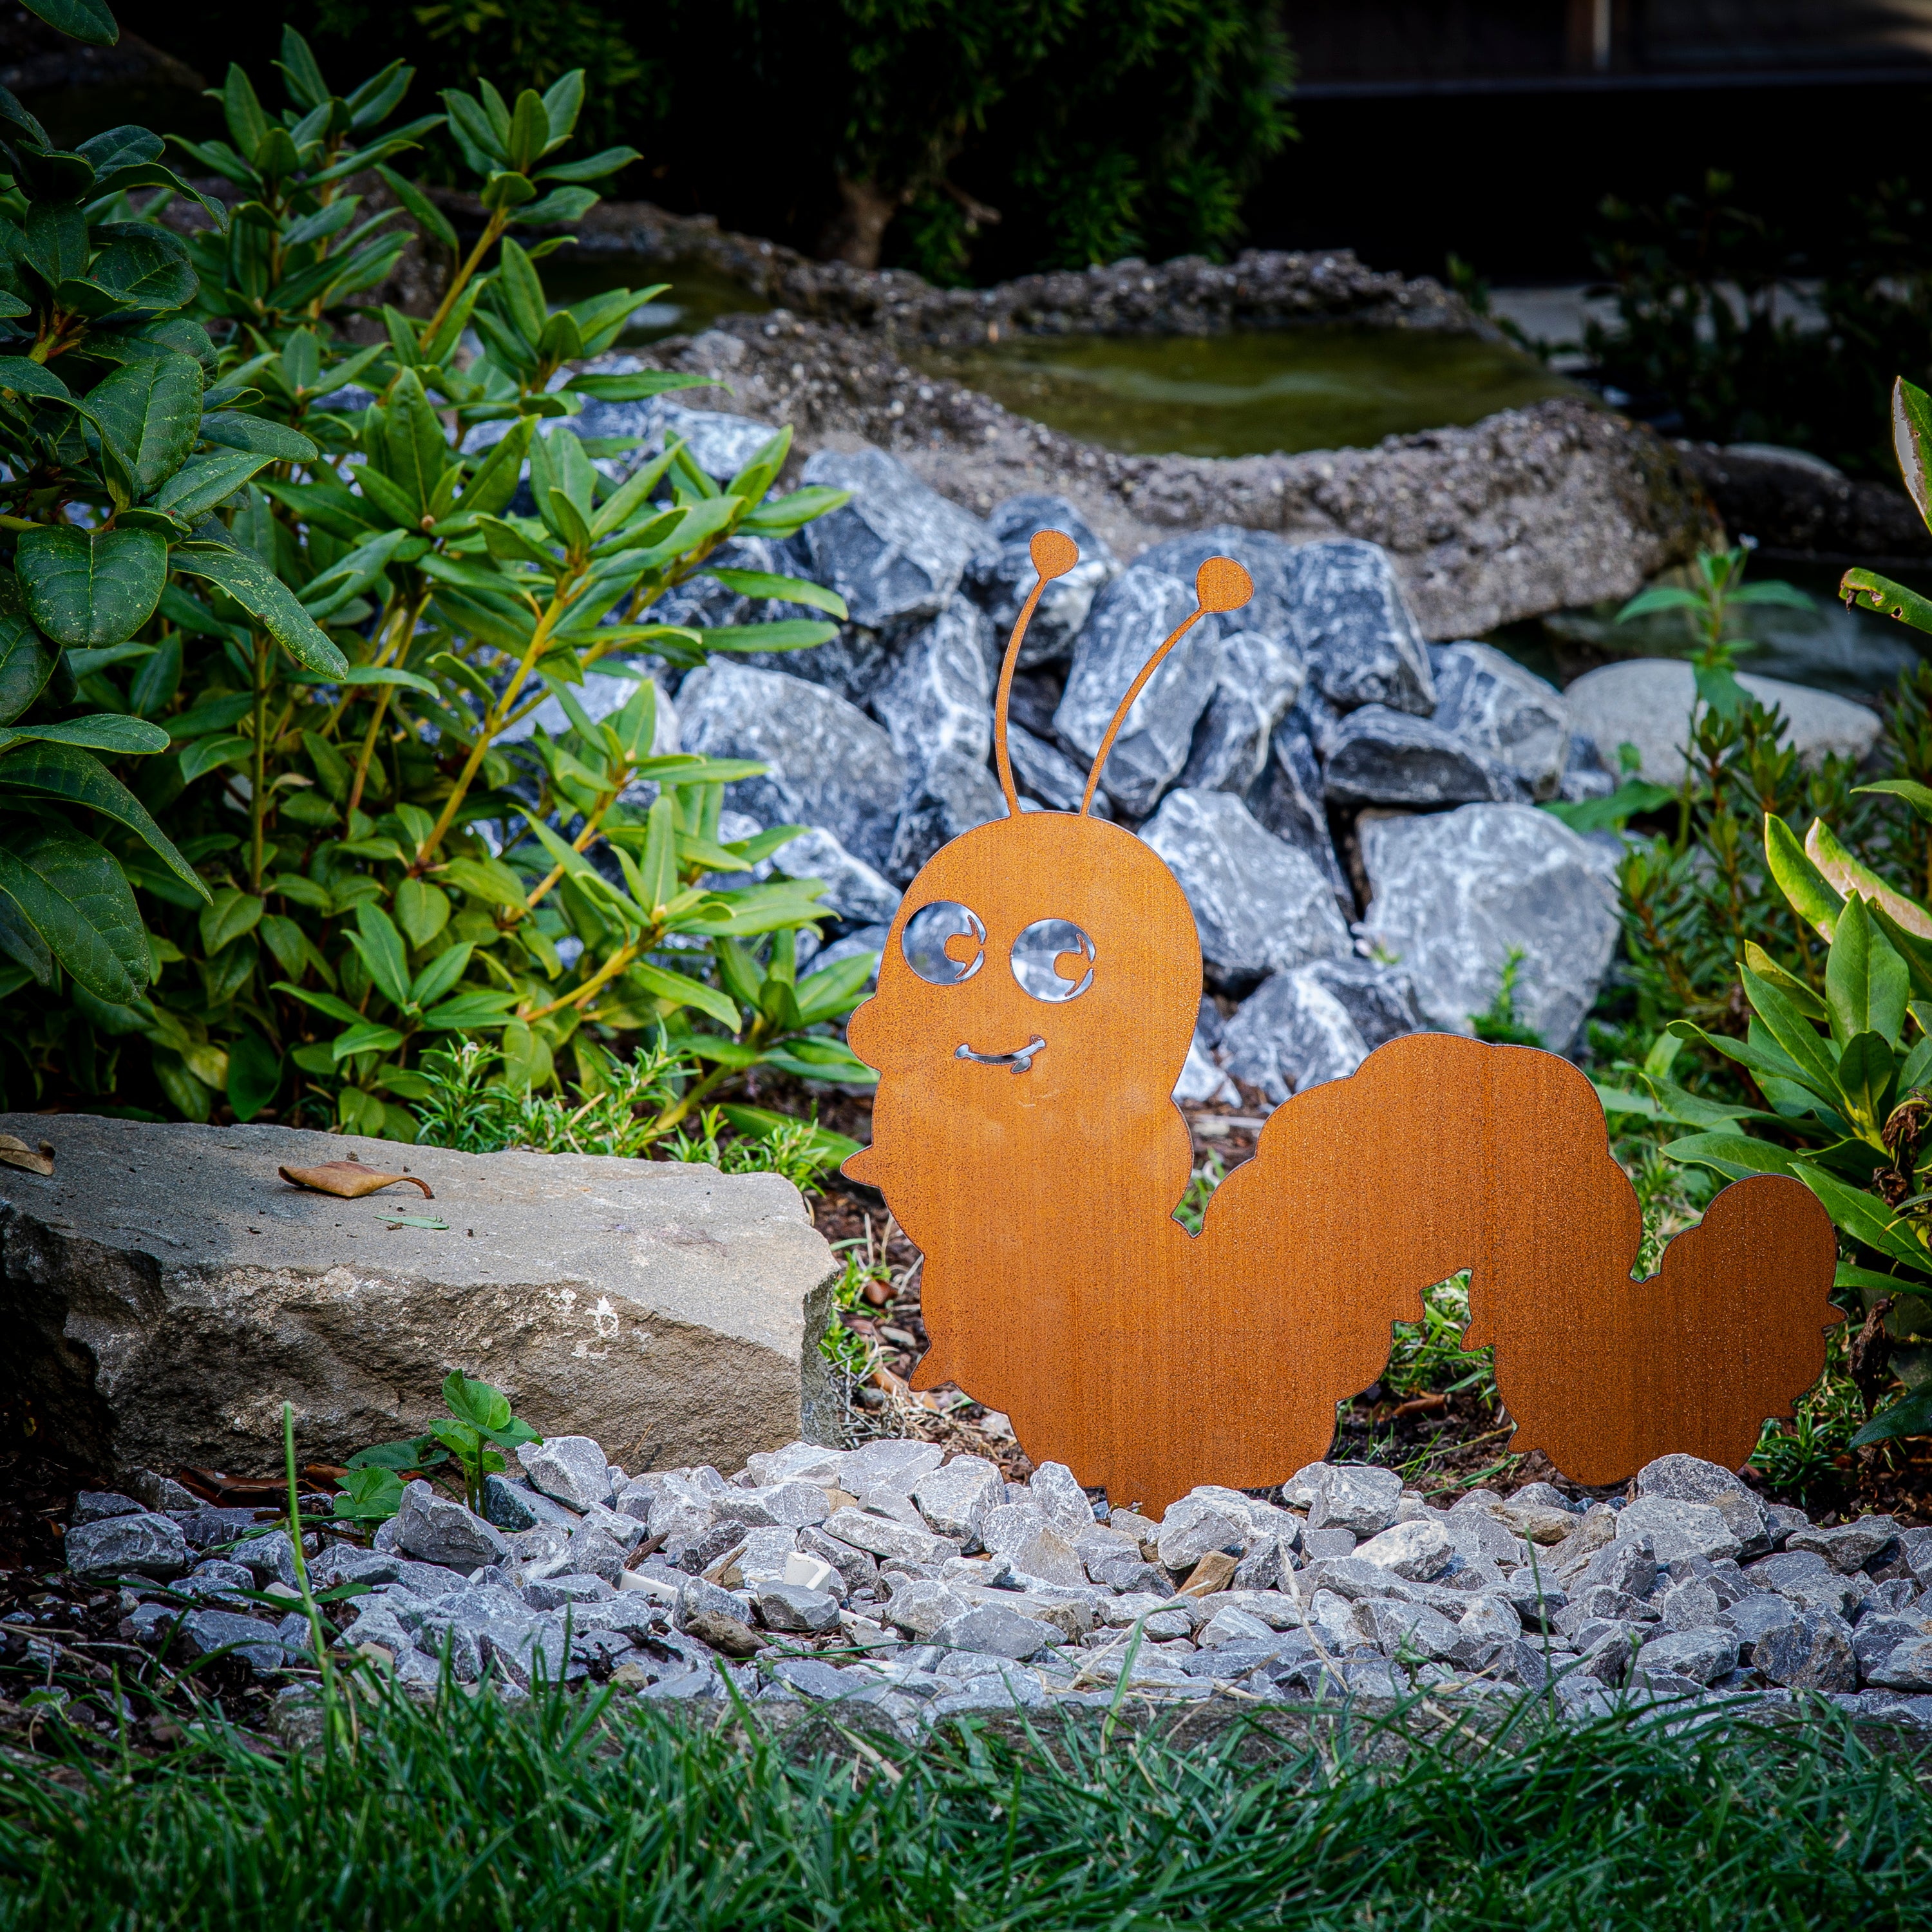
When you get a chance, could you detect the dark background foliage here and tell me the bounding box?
[104,0,1296,281]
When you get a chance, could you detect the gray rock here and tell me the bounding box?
[1659,1580,1723,1631]
[171,1508,267,1550]
[1563,659,1881,787]
[800,1524,879,1596]
[842,1439,947,1493]
[824,1506,953,1566]
[885,748,1006,882]
[730,1482,830,1530]
[1296,956,1425,1050]
[1139,527,1302,643]
[1307,1464,1403,1538]
[1054,564,1224,815]
[2,1113,840,1480]
[679,662,906,874]
[1786,1516,1898,1575]
[1173,1025,1238,1104]
[1323,705,1526,808]
[1743,1549,1862,1620]
[1357,804,1620,1050]
[522,1573,616,1611]
[1426,642,1569,799]
[1753,1607,1858,1691]
[1139,788,1352,992]
[1615,1496,1742,1566]
[516,1436,614,1512]
[1358,1598,1463,1663]
[1028,1462,1097,1535]
[1007,722,1107,816]
[928,1602,1062,1660]
[871,595,994,773]
[73,1490,142,1524]
[966,493,1115,667]
[1001,1522,1089,1589]
[753,1582,842,1633]
[1635,1625,1739,1685]
[802,925,888,992]
[1865,1634,1932,1693]
[396,1483,510,1572]
[1557,730,1617,804]
[1723,1589,1797,1661]
[1177,630,1308,795]
[1219,967,1368,1101]
[229,1529,299,1587]
[1633,1455,1770,1557]
[482,1475,581,1534]
[1287,539,1434,715]
[801,445,996,630]
[650,400,780,482]
[178,1609,286,1674]
[66,1511,189,1582]
[1248,724,1351,915]
[1354,1518,1455,1582]
[880,1577,969,1640]
[775,625,906,710]
[565,1525,630,1586]
[758,826,902,928]
[1155,1496,1248,1571]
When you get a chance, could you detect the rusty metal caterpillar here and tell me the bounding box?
[841,531,1839,1515]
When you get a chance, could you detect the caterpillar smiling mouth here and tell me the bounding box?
[955,1036,1048,1074]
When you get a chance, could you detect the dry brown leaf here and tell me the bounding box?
[0,1133,53,1177]
[278,1160,435,1200]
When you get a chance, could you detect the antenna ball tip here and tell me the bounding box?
[1030,529,1079,580]
[1196,556,1253,614]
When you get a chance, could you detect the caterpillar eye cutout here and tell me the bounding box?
[841,527,1840,1517]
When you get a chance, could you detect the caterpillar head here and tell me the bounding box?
[842,531,1251,1233]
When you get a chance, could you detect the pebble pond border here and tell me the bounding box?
[36,1438,1932,1739]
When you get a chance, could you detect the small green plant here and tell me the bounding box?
[822,1240,888,1383]
[661,1104,838,1196]
[1172,1152,1225,1234]
[1381,1274,1495,1407]
[1469,949,1544,1048]
[1748,1324,1865,1505]
[428,1370,541,1512]
[330,1432,446,1523]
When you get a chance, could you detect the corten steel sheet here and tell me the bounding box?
[844,535,1841,1515]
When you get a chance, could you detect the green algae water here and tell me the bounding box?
[910,324,1585,458]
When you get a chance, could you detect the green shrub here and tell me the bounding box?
[0,21,883,1147]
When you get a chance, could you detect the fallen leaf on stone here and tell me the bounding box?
[278,1160,435,1200]
[376,1212,450,1230]
[0,1133,53,1176]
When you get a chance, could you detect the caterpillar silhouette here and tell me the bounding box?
[840,531,1840,1515]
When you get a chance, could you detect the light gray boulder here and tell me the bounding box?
[1172,1023,1238,1104]
[1786,1516,1898,1575]
[775,625,905,708]
[1287,539,1434,715]
[966,493,1116,667]
[1139,789,1352,991]
[1296,956,1425,1049]
[1007,722,1109,817]
[871,594,994,773]
[1354,1518,1455,1582]
[1054,564,1224,816]
[1138,527,1303,645]
[753,1582,842,1633]
[800,445,997,629]
[929,1601,1063,1660]
[757,826,902,928]
[1427,642,1570,799]
[516,1437,613,1512]
[1306,1464,1403,1537]
[1753,1607,1859,1691]
[66,1510,189,1582]
[885,747,1006,882]
[1248,723,1351,916]
[1028,1462,1097,1535]
[1177,629,1308,795]
[397,1482,510,1572]
[911,1455,1004,1542]
[1615,1495,1742,1565]
[0,1113,839,1478]
[1563,658,1881,786]
[1218,967,1368,1101]
[651,400,781,482]
[679,662,907,874]
[1357,803,1620,1050]
[1633,1455,1771,1559]
[1634,1625,1739,1685]
[1322,705,1527,808]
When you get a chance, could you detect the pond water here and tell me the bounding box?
[906,325,1586,459]
[538,254,772,345]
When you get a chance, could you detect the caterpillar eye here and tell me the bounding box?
[902,901,985,984]
[1012,919,1095,1002]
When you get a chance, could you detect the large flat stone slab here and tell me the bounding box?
[0,1115,838,1478]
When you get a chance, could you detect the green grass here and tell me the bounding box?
[1,1681,1927,1927]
